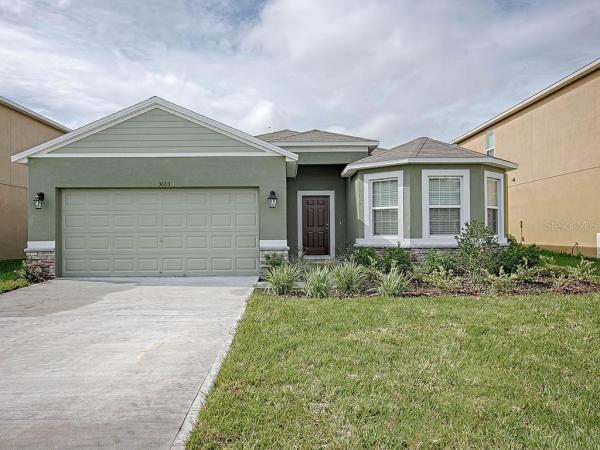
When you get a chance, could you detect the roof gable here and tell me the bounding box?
[12,97,298,163]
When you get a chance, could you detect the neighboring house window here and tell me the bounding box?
[363,171,403,240]
[485,171,504,237]
[486,131,495,156]
[422,169,470,240]
[372,179,398,235]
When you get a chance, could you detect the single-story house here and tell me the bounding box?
[12,97,517,278]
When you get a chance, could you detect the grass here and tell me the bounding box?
[0,259,29,294]
[187,292,600,449]
[542,249,600,269]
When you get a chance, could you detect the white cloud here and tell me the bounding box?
[0,0,598,146]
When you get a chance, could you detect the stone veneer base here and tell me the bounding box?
[25,249,56,280]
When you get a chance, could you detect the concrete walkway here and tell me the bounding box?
[0,277,256,449]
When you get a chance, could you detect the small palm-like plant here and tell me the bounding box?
[376,264,411,297]
[264,264,302,296]
[331,262,368,297]
[305,266,333,298]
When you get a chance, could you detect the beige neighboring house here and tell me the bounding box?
[453,59,600,257]
[0,97,68,259]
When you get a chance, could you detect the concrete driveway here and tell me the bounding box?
[0,277,256,449]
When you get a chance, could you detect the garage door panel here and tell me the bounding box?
[62,188,259,277]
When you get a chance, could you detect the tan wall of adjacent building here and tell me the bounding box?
[458,68,600,257]
[0,104,64,259]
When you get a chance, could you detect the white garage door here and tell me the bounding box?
[61,188,259,277]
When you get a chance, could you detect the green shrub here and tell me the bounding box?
[567,258,599,282]
[456,220,502,276]
[264,253,284,269]
[15,260,46,283]
[331,262,368,297]
[264,264,302,296]
[486,267,517,294]
[375,265,412,296]
[421,267,461,291]
[380,247,411,273]
[305,266,333,298]
[496,236,541,273]
[351,247,379,268]
[422,250,458,274]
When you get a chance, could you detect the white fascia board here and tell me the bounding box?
[451,58,600,144]
[341,157,518,177]
[12,96,298,164]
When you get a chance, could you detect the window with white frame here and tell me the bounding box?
[485,131,495,156]
[363,171,402,241]
[371,178,398,235]
[422,169,469,240]
[428,176,462,235]
[485,171,504,237]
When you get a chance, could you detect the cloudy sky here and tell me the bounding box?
[1,0,598,147]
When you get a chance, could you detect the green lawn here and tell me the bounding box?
[0,259,29,294]
[542,249,600,269]
[188,292,600,449]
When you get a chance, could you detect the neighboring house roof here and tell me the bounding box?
[12,97,299,164]
[256,128,379,150]
[451,58,600,144]
[341,137,517,176]
[0,96,70,132]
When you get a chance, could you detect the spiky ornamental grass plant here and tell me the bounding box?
[375,263,412,297]
[331,262,368,297]
[305,266,333,298]
[264,264,302,296]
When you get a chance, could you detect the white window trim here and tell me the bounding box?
[297,190,335,260]
[484,170,506,241]
[422,169,470,244]
[486,131,495,156]
[362,171,403,244]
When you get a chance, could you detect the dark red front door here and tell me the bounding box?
[302,196,330,255]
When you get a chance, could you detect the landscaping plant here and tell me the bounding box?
[331,262,368,297]
[375,263,411,296]
[305,266,333,298]
[496,235,541,273]
[420,267,461,291]
[422,250,458,274]
[264,264,302,296]
[456,220,502,276]
[350,246,379,269]
[380,247,411,273]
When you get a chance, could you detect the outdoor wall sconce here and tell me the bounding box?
[33,192,45,210]
[267,190,278,208]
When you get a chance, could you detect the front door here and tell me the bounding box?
[302,196,330,256]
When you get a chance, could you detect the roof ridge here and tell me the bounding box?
[415,137,428,157]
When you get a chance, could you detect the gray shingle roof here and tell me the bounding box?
[360,137,486,163]
[342,137,517,176]
[255,128,378,145]
[255,129,299,142]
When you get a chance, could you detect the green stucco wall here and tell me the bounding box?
[286,165,347,256]
[28,155,288,245]
[347,164,505,241]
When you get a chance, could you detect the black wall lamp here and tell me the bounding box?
[33,192,45,210]
[267,190,278,208]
